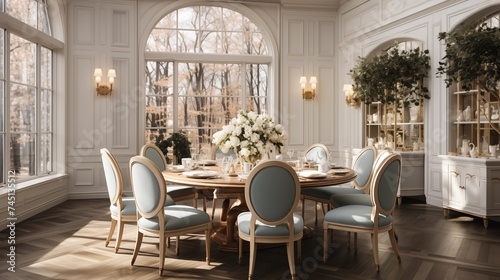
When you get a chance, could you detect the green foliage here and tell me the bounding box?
[437,20,500,94]
[349,45,430,107]
[155,131,192,163]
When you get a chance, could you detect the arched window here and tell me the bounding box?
[1,0,57,183]
[144,5,272,152]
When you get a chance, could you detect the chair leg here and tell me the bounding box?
[211,198,218,220]
[301,198,305,221]
[314,202,318,225]
[105,219,117,247]
[131,231,143,265]
[389,228,401,263]
[286,241,296,280]
[371,232,379,272]
[238,237,243,264]
[175,236,180,256]
[159,236,166,276]
[193,193,198,209]
[115,220,125,253]
[205,228,211,265]
[323,227,328,263]
[297,239,302,262]
[202,196,207,212]
[354,232,358,251]
[248,240,257,280]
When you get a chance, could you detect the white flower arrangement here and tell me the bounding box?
[212,110,288,163]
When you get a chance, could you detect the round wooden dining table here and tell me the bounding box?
[162,164,357,252]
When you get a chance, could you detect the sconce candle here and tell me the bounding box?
[344,83,360,108]
[300,76,317,100]
[94,68,116,95]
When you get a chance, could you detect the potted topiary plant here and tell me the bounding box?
[437,20,500,96]
[349,44,431,107]
[155,130,192,164]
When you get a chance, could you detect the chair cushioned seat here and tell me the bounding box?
[138,205,210,231]
[330,193,371,208]
[324,205,393,228]
[237,212,304,237]
[110,197,136,216]
[165,194,176,206]
[301,186,364,200]
[167,185,197,198]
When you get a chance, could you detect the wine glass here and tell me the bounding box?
[287,149,295,160]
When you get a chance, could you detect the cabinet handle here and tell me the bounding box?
[465,173,476,179]
[450,171,459,177]
[459,185,466,189]
[464,173,476,190]
[492,178,500,182]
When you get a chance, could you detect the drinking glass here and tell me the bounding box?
[287,149,295,159]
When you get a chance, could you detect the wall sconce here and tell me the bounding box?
[94,68,116,95]
[344,84,360,108]
[299,76,317,100]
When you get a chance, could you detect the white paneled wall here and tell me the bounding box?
[67,0,137,198]
[281,10,337,153]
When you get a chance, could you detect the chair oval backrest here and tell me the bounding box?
[245,160,300,225]
[140,144,167,171]
[371,153,402,216]
[305,143,329,163]
[129,156,166,219]
[100,148,122,204]
[352,146,378,193]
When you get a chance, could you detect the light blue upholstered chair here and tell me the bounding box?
[140,143,205,211]
[301,145,378,224]
[101,148,137,253]
[323,153,402,272]
[210,146,239,220]
[237,160,303,280]
[129,156,211,276]
[329,149,391,208]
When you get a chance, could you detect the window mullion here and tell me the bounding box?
[4,30,10,179]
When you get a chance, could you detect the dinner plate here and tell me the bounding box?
[297,170,328,179]
[238,173,249,180]
[200,160,217,166]
[168,165,185,173]
[331,168,350,174]
[182,170,219,179]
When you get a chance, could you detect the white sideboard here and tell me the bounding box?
[438,155,500,228]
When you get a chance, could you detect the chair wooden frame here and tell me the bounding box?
[301,145,378,224]
[300,143,331,222]
[140,143,206,211]
[209,146,240,221]
[323,153,402,272]
[129,156,211,276]
[100,148,137,253]
[238,160,303,280]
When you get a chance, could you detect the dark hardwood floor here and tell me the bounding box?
[1,196,500,279]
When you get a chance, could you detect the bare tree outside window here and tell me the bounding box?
[1,0,53,183]
[145,5,271,153]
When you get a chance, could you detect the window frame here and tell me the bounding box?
[143,4,276,151]
[0,0,63,186]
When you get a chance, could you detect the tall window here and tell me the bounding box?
[145,5,271,152]
[1,0,53,184]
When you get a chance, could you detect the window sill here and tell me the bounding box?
[0,173,68,196]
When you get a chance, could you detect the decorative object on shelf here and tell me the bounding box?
[299,76,317,100]
[212,110,287,164]
[343,84,360,108]
[349,44,430,107]
[93,68,116,95]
